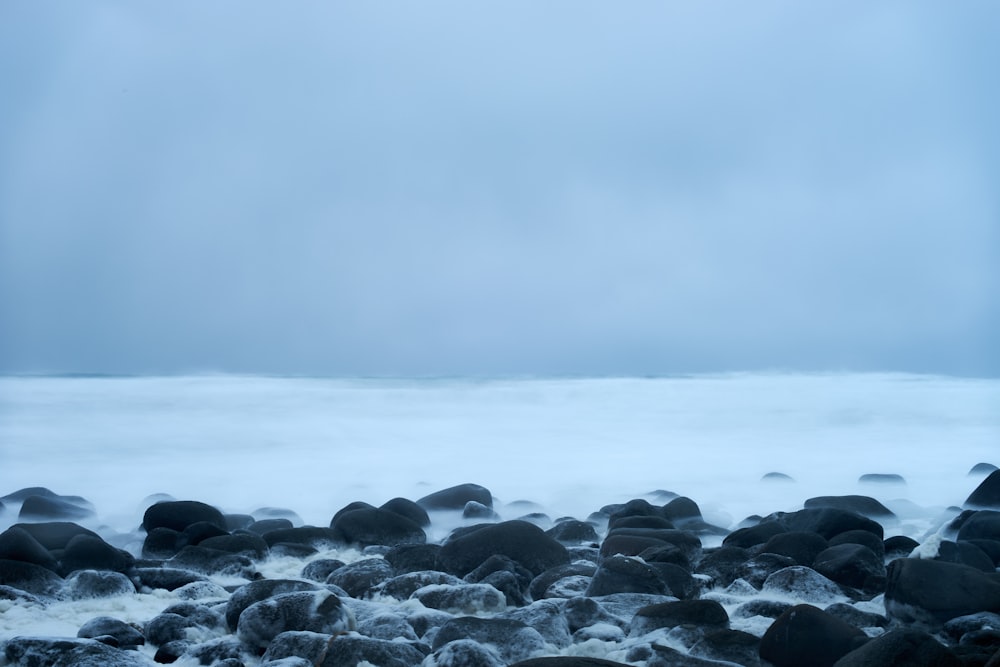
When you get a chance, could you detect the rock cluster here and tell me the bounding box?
[0,472,998,666]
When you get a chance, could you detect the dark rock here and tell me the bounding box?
[828,529,885,558]
[198,533,269,560]
[859,473,906,485]
[260,526,344,549]
[145,613,194,646]
[417,483,493,510]
[762,472,795,482]
[153,640,188,663]
[432,616,547,664]
[269,542,318,558]
[380,497,430,527]
[824,602,890,629]
[356,613,419,641]
[944,612,1000,641]
[608,515,674,531]
[174,580,229,600]
[142,527,180,559]
[325,557,393,598]
[812,543,886,595]
[805,495,896,520]
[732,598,792,620]
[546,520,599,545]
[18,494,95,521]
[0,526,59,570]
[246,518,294,535]
[184,637,246,665]
[761,531,829,566]
[77,616,145,647]
[970,463,999,476]
[142,500,227,533]
[131,567,208,592]
[695,546,751,588]
[648,562,696,600]
[175,521,229,549]
[377,570,464,600]
[65,570,136,599]
[2,486,59,502]
[723,521,786,549]
[585,554,673,597]
[884,535,919,558]
[759,604,867,667]
[224,513,255,531]
[412,582,506,613]
[563,596,627,633]
[833,627,961,666]
[225,579,323,630]
[4,636,152,666]
[762,565,846,602]
[439,520,569,577]
[966,539,1000,566]
[957,510,1000,542]
[261,630,333,664]
[318,633,429,667]
[733,552,797,589]
[0,558,64,596]
[252,506,303,523]
[424,638,505,667]
[165,545,255,578]
[885,557,1000,628]
[509,659,634,667]
[383,543,442,574]
[967,471,1000,509]
[629,599,728,636]
[331,508,426,547]
[935,540,997,572]
[604,528,701,564]
[463,500,500,519]
[503,599,572,647]
[689,628,761,667]
[14,521,100,551]
[530,562,598,600]
[773,507,885,540]
[60,534,133,575]
[237,590,355,652]
[301,558,345,582]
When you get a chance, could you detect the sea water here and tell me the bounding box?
[2,373,996,533]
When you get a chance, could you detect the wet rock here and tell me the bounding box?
[423,638,505,667]
[64,570,136,599]
[0,558,64,596]
[695,546,751,588]
[628,599,728,637]
[761,531,829,566]
[586,554,674,597]
[770,507,884,540]
[131,567,208,592]
[246,518,294,535]
[439,520,569,577]
[14,521,100,551]
[723,521,786,549]
[805,495,896,519]
[759,604,867,667]
[546,520,599,545]
[225,579,324,630]
[463,500,500,520]
[301,558,345,582]
[237,590,355,652]
[689,628,761,667]
[411,582,506,614]
[0,526,59,570]
[563,596,627,633]
[356,613,419,641]
[828,529,885,558]
[833,627,961,666]
[198,533,269,560]
[59,534,133,575]
[761,565,846,603]
[824,602,890,630]
[384,543,442,574]
[325,557,393,598]
[432,616,547,664]
[142,500,227,533]
[77,616,146,647]
[260,526,344,549]
[331,507,426,547]
[732,598,792,620]
[733,553,797,589]
[859,473,906,485]
[957,510,1000,542]
[502,598,572,647]
[18,494,95,521]
[4,636,151,666]
[530,562,597,600]
[884,557,1000,628]
[812,543,886,595]
[417,483,493,510]
[165,544,256,578]
[966,470,1000,509]
[884,535,920,558]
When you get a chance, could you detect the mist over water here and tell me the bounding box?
[2,373,996,536]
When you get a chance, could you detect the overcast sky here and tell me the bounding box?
[1,2,997,377]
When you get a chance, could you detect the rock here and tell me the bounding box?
[411,582,506,614]
[885,557,1000,628]
[260,526,344,549]
[247,518,294,535]
[261,630,333,664]
[325,557,393,598]
[13,521,100,551]
[176,521,229,549]
[59,534,133,575]
[439,520,569,577]
[503,599,572,647]
[509,659,634,667]
[884,535,920,558]
[356,613,419,641]
[859,473,906,485]
[183,637,246,665]
[761,531,829,566]
[4,636,152,666]
[423,638,505,667]
[832,627,961,666]
[0,558,64,596]
[828,529,885,558]
[165,544,255,578]
[529,562,597,600]
[759,604,868,667]
[546,520,599,545]
[689,629,761,667]
[563,596,627,633]
[331,507,426,547]
[967,471,1000,508]
[317,633,429,667]
[130,567,208,592]
[142,527,180,559]
[301,559,345,582]
[237,590,355,652]
[417,483,493,510]
[225,579,324,630]
[2,487,60,502]
[811,544,886,595]
[384,543,442,574]
[463,500,500,520]
[733,553,797,589]
[732,598,792,620]
[761,565,846,603]
[586,554,674,597]
[944,611,1000,641]
[77,616,146,647]
[695,546,751,588]
[0,526,59,570]
[432,616,547,664]
[723,521,786,549]
[957,510,1000,542]
[380,497,430,527]
[824,602,890,630]
[804,495,896,520]
[64,570,136,599]
[142,500,227,533]
[969,463,999,476]
[628,600,728,637]
[762,472,795,482]
[18,494,95,521]
[198,533,269,560]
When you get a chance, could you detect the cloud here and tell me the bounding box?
[1,1,997,376]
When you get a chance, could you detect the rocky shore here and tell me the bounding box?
[1,467,1000,667]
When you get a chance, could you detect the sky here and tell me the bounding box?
[1,1,998,377]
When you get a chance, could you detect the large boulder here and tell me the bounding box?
[417,483,493,510]
[884,557,1000,628]
[142,500,227,533]
[759,604,867,667]
[331,508,425,547]
[832,627,961,666]
[966,470,1000,509]
[236,590,355,652]
[439,521,568,577]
